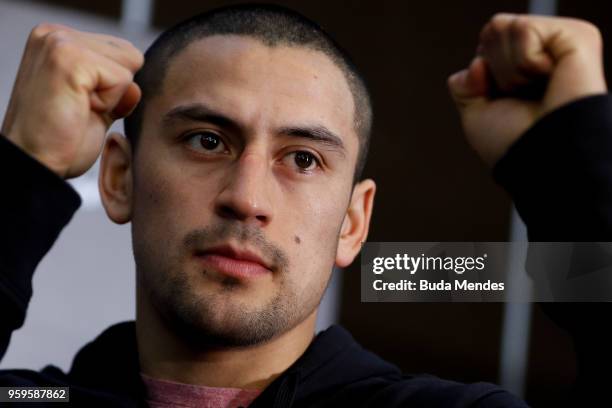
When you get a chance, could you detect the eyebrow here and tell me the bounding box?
[162,103,241,133]
[162,103,346,155]
[278,125,346,156]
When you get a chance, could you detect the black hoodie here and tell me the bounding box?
[2,320,527,407]
[229,323,524,407]
[3,95,612,407]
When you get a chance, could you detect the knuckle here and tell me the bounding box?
[479,22,493,42]
[107,36,132,50]
[30,23,72,45]
[133,50,145,68]
[118,67,134,84]
[578,21,602,46]
[479,23,498,49]
[509,16,531,35]
[490,12,506,22]
[30,24,48,40]
[122,42,145,69]
[119,38,138,51]
[30,23,56,40]
[105,37,144,70]
[509,19,532,66]
[489,19,504,35]
[45,38,78,69]
[489,13,513,33]
[44,29,70,47]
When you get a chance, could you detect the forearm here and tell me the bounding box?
[0,134,80,360]
[493,94,612,404]
[494,94,612,241]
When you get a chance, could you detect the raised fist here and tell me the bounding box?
[1,24,143,179]
[448,14,607,166]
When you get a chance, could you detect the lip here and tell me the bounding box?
[194,245,272,280]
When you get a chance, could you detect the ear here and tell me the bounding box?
[336,178,376,268]
[99,132,133,224]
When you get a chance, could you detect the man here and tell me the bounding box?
[0,4,608,407]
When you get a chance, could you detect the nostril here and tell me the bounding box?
[218,204,242,220]
[217,204,267,224]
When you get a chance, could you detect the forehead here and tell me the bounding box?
[155,34,357,146]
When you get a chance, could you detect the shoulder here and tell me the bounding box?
[0,365,69,386]
[365,374,528,408]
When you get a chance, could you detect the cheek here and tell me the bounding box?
[283,196,345,299]
[301,184,349,236]
[283,185,349,273]
[131,160,216,244]
[131,173,175,262]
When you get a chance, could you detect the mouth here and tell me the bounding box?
[194,244,273,280]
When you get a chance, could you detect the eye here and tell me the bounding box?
[285,150,320,173]
[184,131,228,154]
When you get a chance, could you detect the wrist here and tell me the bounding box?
[542,56,607,117]
[1,130,68,179]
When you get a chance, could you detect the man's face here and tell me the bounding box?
[130,35,359,346]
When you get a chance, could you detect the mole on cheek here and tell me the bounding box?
[294,235,301,244]
[148,191,161,205]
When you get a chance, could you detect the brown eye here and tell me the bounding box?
[294,151,314,169]
[286,150,320,173]
[185,131,227,154]
[199,133,219,150]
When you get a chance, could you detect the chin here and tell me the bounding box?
[157,284,298,348]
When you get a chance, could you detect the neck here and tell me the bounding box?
[136,290,317,390]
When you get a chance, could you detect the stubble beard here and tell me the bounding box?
[136,222,331,349]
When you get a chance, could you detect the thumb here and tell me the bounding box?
[448,57,489,108]
[111,82,142,120]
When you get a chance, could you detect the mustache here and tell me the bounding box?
[183,222,289,272]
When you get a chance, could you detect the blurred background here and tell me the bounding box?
[1,0,609,406]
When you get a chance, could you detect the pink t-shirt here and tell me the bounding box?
[141,374,262,408]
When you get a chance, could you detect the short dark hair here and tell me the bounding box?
[124,3,372,180]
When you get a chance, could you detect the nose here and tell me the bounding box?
[214,150,273,227]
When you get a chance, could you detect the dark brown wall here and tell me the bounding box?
[335,0,523,386]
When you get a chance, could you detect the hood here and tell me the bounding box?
[68,321,145,406]
[68,321,402,407]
